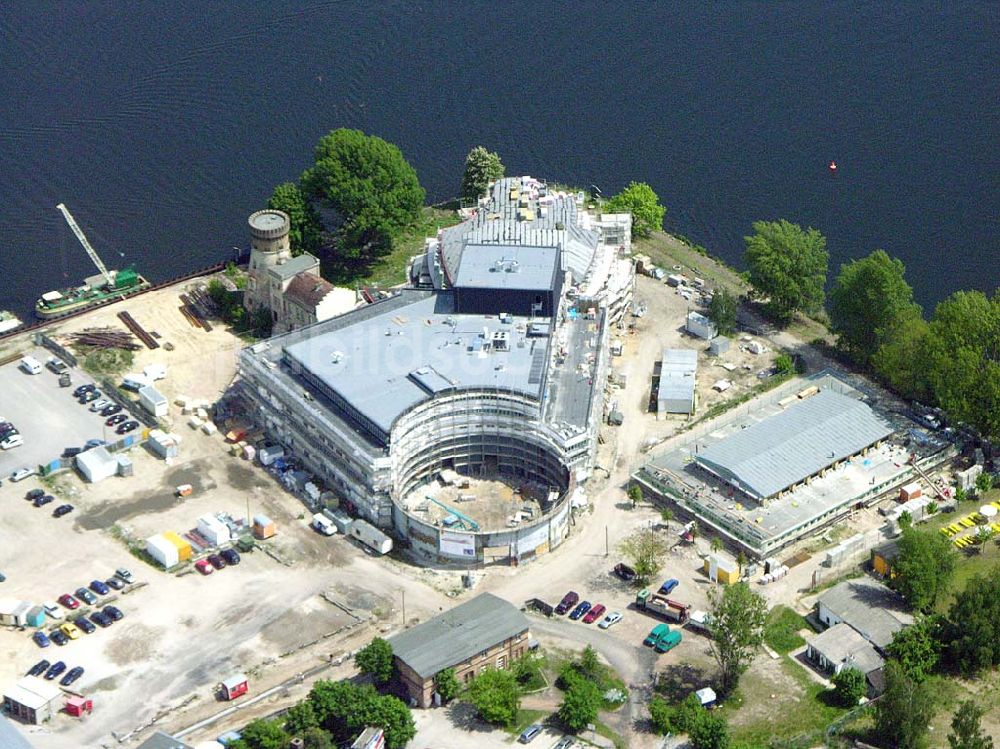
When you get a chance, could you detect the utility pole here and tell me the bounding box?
[605,526,609,557]
[401,589,406,629]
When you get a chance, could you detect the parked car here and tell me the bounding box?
[100,403,123,417]
[104,577,123,591]
[598,611,623,629]
[207,553,226,570]
[44,661,66,680]
[49,630,68,646]
[0,433,23,450]
[84,438,107,449]
[53,504,74,517]
[613,562,637,582]
[73,616,96,635]
[61,447,84,458]
[25,488,45,501]
[221,548,241,565]
[33,494,54,507]
[518,725,543,744]
[89,579,110,596]
[10,467,37,482]
[60,666,84,687]
[644,623,671,647]
[58,594,80,610]
[74,587,97,605]
[32,631,51,648]
[90,611,112,628]
[582,603,606,624]
[555,591,579,615]
[89,399,111,412]
[79,390,101,404]
[73,384,96,397]
[27,659,50,677]
[46,357,67,374]
[58,623,81,641]
[568,601,592,621]
[116,420,140,434]
[115,568,134,584]
[658,579,679,596]
[194,559,214,575]
[103,605,123,622]
[43,602,63,620]
[106,413,127,426]
[552,738,575,749]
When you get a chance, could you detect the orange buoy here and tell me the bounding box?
[829,160,838,172]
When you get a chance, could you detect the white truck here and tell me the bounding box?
[311,513,336,536]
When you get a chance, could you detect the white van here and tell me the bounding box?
[121,373,150,392]
[1,433,23,450]
[311,513,336,536]
[19,356,42,375]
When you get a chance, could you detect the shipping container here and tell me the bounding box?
[146,534,179,568]
[349,519,393,554]
[163,531,192,561]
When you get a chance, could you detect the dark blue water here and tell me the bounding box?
[1,1,997,320]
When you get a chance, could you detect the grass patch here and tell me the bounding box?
[513,655,548,693]
[508,708,548,735]
[765,606,809,654]
[355,207,462,289]
[79,345,134,377]
[592,719,627,749]
[634,230,748,296]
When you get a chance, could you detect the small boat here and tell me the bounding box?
[829,161,838,172]
[0,310,23,334]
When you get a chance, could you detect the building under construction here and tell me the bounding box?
[238,178,633,565]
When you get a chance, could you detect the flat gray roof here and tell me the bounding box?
[0,715,36,749]
[808,622,885,674]
[388,593,529,679]
[818,578,913,649]
[454,244,559,291]
[695,389,892,499]
[283,292,549,438]
[267,254,319,281]
[658,348,697,407]
[135,732,194,749]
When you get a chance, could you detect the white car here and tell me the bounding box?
[89,398,112,412]
[10,467,37,482]
[1,433,23,450]
[598,611,623,629]
[43,602,64,620]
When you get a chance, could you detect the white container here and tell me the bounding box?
[197,515,231,546]
[146,534,179,568]
[349,519,393,554]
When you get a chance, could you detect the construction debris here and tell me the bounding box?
[69,327,140,351]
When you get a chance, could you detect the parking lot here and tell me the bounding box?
[0,347,118,478]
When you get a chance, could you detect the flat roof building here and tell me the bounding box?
[658,348,697,418]
[388,593,530,707]
[2,676,62,725]
[695,389,892,501]
[816,578,913,650]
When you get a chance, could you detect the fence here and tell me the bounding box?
[33,332,77,367]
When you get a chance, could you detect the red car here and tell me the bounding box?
[58,594,80,610]
[194,559,214,575]
[582,603,606,624]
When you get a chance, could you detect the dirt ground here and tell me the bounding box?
[403,477,546,531]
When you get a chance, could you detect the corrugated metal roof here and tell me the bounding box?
[658,349,697,410]
[388,593,529,679]
[695,389,892,499]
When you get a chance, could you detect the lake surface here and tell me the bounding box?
[0,1,997,319]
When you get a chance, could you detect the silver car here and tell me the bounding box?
[598,611,623,629]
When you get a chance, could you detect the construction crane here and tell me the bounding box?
[56,203,114,287]
[425,495,480,532]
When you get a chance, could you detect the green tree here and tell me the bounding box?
[605,181,666,239]
[828,250,921,365]
[891,526,956,613]
[301,728,335,749]
[648,696,675,735]
[689,711,730,749]
[923,290,1000,441]
[872,312,933,402]
[352,695,416,749]
[284,700,320,733]
[885,616,942,683]
[660,507,674,525]
[558,678,602,732]
[744,219,829,322]
[240,718,289,749]
[976,471,993,496]
[831,667,866,707]
[618,526,670,585]
[948,700,994,749]
[707,287,738,336]
[460,146,505,201]
[773,354,794,375]
[578,645,601,681]
[434,668,460,702]
[467,668,520,727]
[267,182,324,256]
[945,568,1000,676]
[355,637,394,685]
[708,583,768,695]
[308,680,374,741]
[874,662,934,749]
[627,484,643,508]
[710,537,723,554]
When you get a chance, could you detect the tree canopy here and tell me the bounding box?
[434,667,460,702]
[618,526,670,585]
[708,583,768,695]
[872,312,933,402]
[890,526,956,613]
[305,680,414,749]
[948,700,994,749]
[605,181,666,239]
[460,146,504,200]
[885,616,942,683]
[744,219,828,322]
[467,668,520,727]
[831,667,866,707]
[267,181,324,257]
[945,567,1000,676]
[355,637,394,685]
[707,287,738,336]
[874,661,935,749]
[829,250,921,365]
[558,675,602,732]
[234,718,289,749]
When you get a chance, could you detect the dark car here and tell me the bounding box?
[53,504,74,518]
[74,587,97,605]
[62,447,84,459]
[116,420,139,434]
[44,661,66,680]
[25,488,45,501]
[569,601,592,621]
[555,591,580,615]
[614,563,637,582]
[103,605,123,622]
[84,439,107,449]
[207,553,227,570]
[73,384,96,397]
[27,659,50,677]
[73,616,96,635]
[658,579,679,596]
[220,548,241,566]
[79,390,101,404]
[89,579,110,596]
[104,577,124,591]
[106,413,127,426]
[90,611,112,628]
[50,630,68,646]
[33,494,54,507]
[100,403,123,417]
[60,666,84,687]
[32,631,51,648]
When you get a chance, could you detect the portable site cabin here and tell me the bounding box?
[704,554,739,584]
[252,514,276,539]
[146,532,192,568]
[197,515,231,546]
[708,336,730,356]
[139,385,169,417]
[3,676,62,724]
[220,674,248,701]
[64,696,93,718]
[686,311,717,340]
[77,446,118,483]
